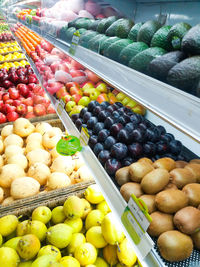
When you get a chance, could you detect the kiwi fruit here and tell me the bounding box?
[153,157,176,171]
[120,182,143,202]
[191,230,200,250]
[115,166,130,186]
[182,183,200,207]
[157,230,193,262]
[138,157,153,165]
[185,163,200,183]
[190,159,200,164]
[173,206,200,234]
[129,162,154,183]
[155,189,188,214]
[139,195,156,214]
[175,160,188,168]
[164,183,178,190]
[141,169,169,194]
[148,211,174,237]
[170,168,196,189]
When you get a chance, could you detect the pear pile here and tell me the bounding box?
[0,185,138,267]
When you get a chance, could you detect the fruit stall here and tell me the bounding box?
[0,0,199,266]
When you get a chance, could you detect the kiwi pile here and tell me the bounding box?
[115,157,200,262]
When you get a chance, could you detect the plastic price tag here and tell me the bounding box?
[80,127,90,146]
[56,135,82,156]
[69,30,81,55]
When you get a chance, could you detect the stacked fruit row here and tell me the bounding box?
[0,60,30,70]
[0,118,93,205]
[0,31,14,42]
[0,185,139,266]
[0,52,26,62]
[60,17,200,96]
[0,41,18,47]
[115,157,200,262]
[0,45,21,54]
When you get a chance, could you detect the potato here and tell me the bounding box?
[13,118,35,137]
[27,149,51,166]
[7,154,28,170]
[173,206,200,234]
[42,128,62,149]
[170,168,196,189]
[191,230,200,250]
[157,230,193,262]
[129,162,154,183]
[175,160,188,168]
[1,125,13,139]
[120,182,143,202]
[35,122,52,135]
[148,211,174,237]
[26,132,43,144]
[155,189,188,214]
[25,142,45,154]
[182,183,200,207]
[28,163,51,185]
[5,145,24,159]
[115,167,130,186]
[11,177,40,199]
[4,134,23,148]
[153,157,175,171]
[190,159,200,164]
[139,195,156,214]
[51,156,75,176]
[76,166,93,182]
[1,196,14,206]
[138,157,153,165]
[48,172,71,190]
[0,164,25,188]
[185,163,200,183]
[0,139,4,154]
[0,187,3,203]
[141,169,169,194]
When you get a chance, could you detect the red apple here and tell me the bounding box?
[33,104,46,116]
[13,100,21,107]
[28,75,38,84]
[4,104,16,113]
[27,106,33,112]
[70,59,85,70]
[0,101,4,112]
[27,91,34,98]
[0,112,7,123]
[9,87,20,100]
[22,97,34,106]
[96,93,109,104]
[42,98,51,108]
[62,94,71,104]
[16,103,27,115]
[6,111,19,122]
[71,94,82,104]
[50,61,61,73]
[46,104,56,114]
[33,95,45,105]
[70,70,87,84]
[28,83,37,91]
[25,111,35,119]
[2,92,10,102]
[69,86,82,96]
[32,85,44,96]
[65,82,80,90]
[56,87,67,99]
[85,69,101,83]
[5,99,14,105]
[17,84,29,97]
[58,62,70,73]
[3,80,14,89]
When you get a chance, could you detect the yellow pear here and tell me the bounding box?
[0,215,18,236]
[26,220,47,241]
[86,226,107,248]
[103,244,118,265]
[3,236,20,250]
[85,185,104,204]
[37,245,61,261]
[51,206,66,224]
[32,206,52,224]
[18,261,32,267]
[67,233,86,254]
[117,238,137,266]
[0,247,20,266]
[31,255,58,267]
[63,196,84,219]
[64,217,83,233]
[17,220,28,236]
[0,233,3,246]
[85,209,104,230]
[94,257,109,267]
[81,199,92,219]
[74,242,97,266]
[17,234,40,260]
[97,200,111,215]
[60,256,80,267]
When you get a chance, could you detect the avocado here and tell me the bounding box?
[128,22,143,41]
[167,56,200,95]
[167,22,191,50]
[128,47,166,75]
[75,18,93,29]
[89,19,101,31]
[106,39,133,61]
[65,27,77,42]
[68,17,81,28]
[119,42,149,65]
[151,25,172,51]
[115,19,134,38]
[101,37,121,56]
[105,19,123,36]
[97,16,117,33]
[79,31,98,48]
[148,51,186,81]
[137,20,162,45]
[88,34,109,53]
[182,24,200,55]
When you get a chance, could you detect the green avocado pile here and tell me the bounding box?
[59,17,200,96]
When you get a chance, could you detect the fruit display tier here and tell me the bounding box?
[8,19,200,157]
[0,50,22,55]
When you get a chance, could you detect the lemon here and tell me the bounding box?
[103,244,118,265]
[32,206,52,224]
[17,220,28,236]
[74,243,97,266]
[0,215,18,236]
[67,233,86,254]
[46,223,73,249]
[81,199,92,219]
[3,236,20,250]
[85,210,104,230]
[32,255,58,267]
[0,233,3,246]
[0,247,20,266]
[17,234,41,260]
[86,226,107,248]
[94,257,108,267]
[96,201,111,215]
[18,261,33,267]
[85,185,104,204]
[37,245,61,261]
[51,206,66,224]
[60,256,80,267]
[49,263,63,267]
[64,218,83,233]
[117,238,137,266]
[63,196,84,219]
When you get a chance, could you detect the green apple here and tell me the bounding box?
[78,96,90,107]
[122,96,131,106]
[90,90,100,100]
[126,99,138,108]
[96,82,108,93]
[83,88,96,97]
[116,92,126,101]
[65,101,76,112]
[32,206,52,224]
[69,105,84,117]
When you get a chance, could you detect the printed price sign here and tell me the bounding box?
[80,127,90,146]
[69,30,81,55]
[121,194,153,259]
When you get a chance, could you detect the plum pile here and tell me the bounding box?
[71,101,184,176]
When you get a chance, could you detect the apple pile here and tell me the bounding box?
[0,31,14,42]
[0,118,93,205]
[71,100,185,176]
[0,65,56,123]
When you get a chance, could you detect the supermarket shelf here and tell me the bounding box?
[8,20,200,156]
